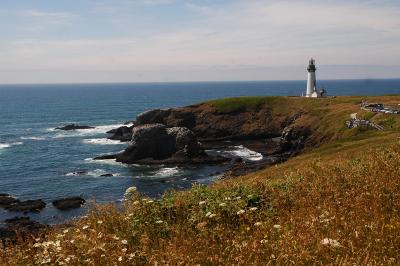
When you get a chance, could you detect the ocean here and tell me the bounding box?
[1,79,399,224]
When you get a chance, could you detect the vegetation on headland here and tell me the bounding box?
[1,95,400,265]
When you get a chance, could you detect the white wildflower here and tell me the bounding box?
[124,186,137,198]
[70,240,75,244]
[321,238,342,248]
[273,224,281,230]
[118,256,123,262]
[82,225,89,230]
[122,248,127,252]
[209,214,217,218]
[97,220,103,224]
[121,239,128,245]
[113,235,120,240]
[237,209,245,215]
[199,200,207,205]
[249,207,258,212]
[147,200,154,204]
[155,220,163,224]
[101,254,105,258]
[219,203,227,207]
[205,212,212,217]
[254,222,262,227]
[235,196,241,200]
[63,229,69,234]
[133,201,140,205]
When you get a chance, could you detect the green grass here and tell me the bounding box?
[208,96,281,113]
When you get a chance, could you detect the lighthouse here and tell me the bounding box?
[306,58,317,97]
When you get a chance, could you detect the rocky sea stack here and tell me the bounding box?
[113,124,227,164]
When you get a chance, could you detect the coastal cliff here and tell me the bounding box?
[2,95,400,265]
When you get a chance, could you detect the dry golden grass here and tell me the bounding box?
[1,96,400,265]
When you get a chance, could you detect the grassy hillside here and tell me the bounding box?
[1,96,400,265]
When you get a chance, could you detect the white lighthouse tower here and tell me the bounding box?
[306,58,317,97]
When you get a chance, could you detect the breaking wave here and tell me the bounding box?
[82,138,126,145]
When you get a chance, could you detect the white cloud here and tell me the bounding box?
[19,9,76,24]
[1,1,400,83]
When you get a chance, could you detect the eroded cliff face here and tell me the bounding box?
[135,104,306,142]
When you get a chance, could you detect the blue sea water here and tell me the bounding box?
[0,79,399,224]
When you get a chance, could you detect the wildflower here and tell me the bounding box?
[63,229,69,234]
[82,225,89,230]
[122,248,127,252]
[147,200,154,204]
[209,213,217,218]
[101,254,105,258]
[70,240,75,244]
[155,220,163,224]
[224,197,231,201]
[199,200,207,205]
[118,256,123,262]
[205,212,212,217]
[196,222,207,229]
[249,207,258,212]
[113,235,120,240]
[133,201,140,205]
[237,209,245,215]
[235,196,241,200]
[273,224,281,230]
[254,222,262,227]
[128,213,134,217]
[97,220,103,224]
[219,202,227,207]
[124,186,137,198]
[121,239,128,245]
[321,238,342,248]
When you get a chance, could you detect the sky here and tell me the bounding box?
[0,0,400,84]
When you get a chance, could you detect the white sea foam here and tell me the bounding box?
[84,157,128,167]
[0,142,23,149]
[20,136,46,141]
[228,145,263,161]
[153,167,181,177]
[82,138,126,145]
[65,169,120,177]
[50,123,134,138]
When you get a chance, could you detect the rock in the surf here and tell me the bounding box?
[116,124,202,164]
[52,197,85,211]
[5,199,46,212]
[55,124,95,131]
[106,125,134,142]
[0,194,19,208]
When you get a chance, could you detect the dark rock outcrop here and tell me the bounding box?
[280,126,311,154]
[116,124,203,164]
[0,194,19,208]
[100,174,113,177]
[52,197,85,211]
[5,199,46,212]
[55,124,95,130]
[1,217,47,243]
[106,125,134,142]
[135,105,280,141]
